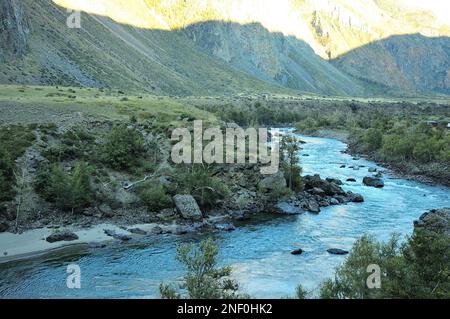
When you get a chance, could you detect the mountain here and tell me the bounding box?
[0,0,290,96]
[1,0,449,96]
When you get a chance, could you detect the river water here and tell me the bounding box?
[1,132,449,299]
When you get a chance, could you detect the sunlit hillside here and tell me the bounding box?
[53,0,450,59]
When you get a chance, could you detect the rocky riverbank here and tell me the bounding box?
[296,129,450,188]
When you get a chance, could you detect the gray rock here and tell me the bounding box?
[330,198,340,205]
[274,202,303,215]
[304,175,346,196]
[363,176,385,188]
[348,192,365,203]
[326,178,343,185]
[305,199,320,214]
[103,229,132,241]
[46,230,79,243]
[215,223,236,232]
[310,187,325,196]
[368,167,377,173]
[327,248,349,255]
[149,226,164,235]
[258,171,287,192]
[346,178,357,182]
[173,195,203,221]
[291,249,303,255]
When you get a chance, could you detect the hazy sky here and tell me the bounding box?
[402,0,450,25]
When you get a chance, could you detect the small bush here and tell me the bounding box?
[102,125,145,170]
[173,165,230,208]
[42,128,96,162]
[267,184,292,203]
[36,162,93,212]
[0,146,15,202]
[160,238,247,299]
[138,183,172,212]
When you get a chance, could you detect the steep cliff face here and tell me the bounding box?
[184,21,366,96]
[332,35,450,94]
[0,0,30,61]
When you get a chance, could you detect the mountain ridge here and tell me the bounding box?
[0,0,449,96]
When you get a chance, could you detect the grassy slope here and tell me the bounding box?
[0,0,293,97]
[0,85,219,128]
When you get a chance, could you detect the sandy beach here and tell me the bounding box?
[0,222,178,264]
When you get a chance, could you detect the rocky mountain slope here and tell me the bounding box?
[1,0,449,96]
[0,0,288,96]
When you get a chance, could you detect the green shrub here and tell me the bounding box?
[42,128,96,162]
[295,285,309,299]
[266,184,292,203]
[138,183,172,212]
[173,165,230,208]
[160,238,247,299]
[37,162,93,212]
[319,230,450,299]
[102,125,145,170]
[280,135,303,191]
[0,146,15,202]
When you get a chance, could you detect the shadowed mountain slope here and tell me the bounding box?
[0,0,449,96]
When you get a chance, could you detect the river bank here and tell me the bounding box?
[297,129,450,188]
[1,133,449,298]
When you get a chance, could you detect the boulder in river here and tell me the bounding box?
[363,176,385,188]
[291,249,304,255]
[46,230,79,243]
[327,248,349,255]
[346,178,357,182]
[305,199,320,214]
[347,192,365,203]
[104,229,132,241]
[368,167,377,173]
[304,175,346,197]
[330,198,340,205]
[173,195,203,221]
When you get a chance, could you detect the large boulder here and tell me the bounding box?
[173,195,203,221]
[305,198,320,214]
[414,208,450,237]
[363,176,385,188]
[258,171,286,192]
[347,192,365,203]
[304,175,346,196]
[46,230,79,243]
